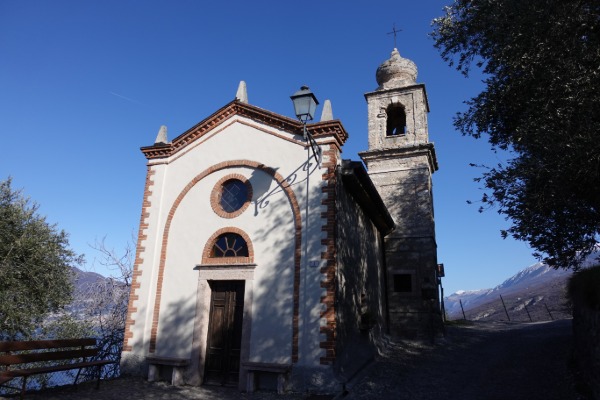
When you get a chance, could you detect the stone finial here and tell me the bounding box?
[236,81,248,103]
[376,48,418,90]
[155,125,168,144]
[320,100,333,121]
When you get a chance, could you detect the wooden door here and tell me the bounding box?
[204,280,245,386]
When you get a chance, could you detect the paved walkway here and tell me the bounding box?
[6,378,311,400]
[2,319,585,400]
[346,319,585,400]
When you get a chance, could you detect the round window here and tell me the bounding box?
[211,175,252,218]
[219,179,248,213]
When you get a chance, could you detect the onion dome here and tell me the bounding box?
[376,48,417,90]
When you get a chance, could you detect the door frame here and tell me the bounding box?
[189,265,255,390]
[204,280,245,386]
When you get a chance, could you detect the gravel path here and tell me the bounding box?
[346,319,585,400]
[3,319,585,400]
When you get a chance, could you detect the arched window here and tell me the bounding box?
[386,104,407,136]
[210,233,249,257]
[202,228,254,265]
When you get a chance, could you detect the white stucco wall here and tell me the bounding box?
[126,115,330,374]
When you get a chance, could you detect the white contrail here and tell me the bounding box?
[109,91,143,105]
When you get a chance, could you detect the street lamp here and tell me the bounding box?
[290,86,322,165]
[290,85,319,126]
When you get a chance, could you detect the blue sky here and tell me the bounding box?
[0,1,539,295]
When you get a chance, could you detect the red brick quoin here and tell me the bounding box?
[123,167,155,352]
[319,147,339,365]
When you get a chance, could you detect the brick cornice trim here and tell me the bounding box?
[123,167,156,352]
[141,100,348,160]
[148,160,303,363]
[310,120,349,151]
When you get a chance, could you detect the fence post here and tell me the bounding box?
[544,302,554,321]
[524,303,533,322]
[500,295,511,321]
[459,299,467,320]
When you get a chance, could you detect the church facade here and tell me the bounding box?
[121,48,442,392]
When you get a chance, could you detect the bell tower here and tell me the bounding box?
[359,48,442,338]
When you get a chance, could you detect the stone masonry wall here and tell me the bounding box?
[334,168,387,382]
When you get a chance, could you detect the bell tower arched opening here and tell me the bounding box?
[386,104,407,136]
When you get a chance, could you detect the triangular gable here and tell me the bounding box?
[141,100,349,160]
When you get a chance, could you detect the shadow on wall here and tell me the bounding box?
[154,297,199,358]
[250,156,319,218]
[247,155,324,366]
[384,166,434,238]
[120,295,199,381]
[251,200,299,363]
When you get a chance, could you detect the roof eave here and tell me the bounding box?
[141,99,349,160]
[340,160,395,235]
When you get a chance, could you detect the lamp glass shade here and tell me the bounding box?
[290,86,319,123]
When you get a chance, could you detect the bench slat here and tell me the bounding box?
[145,356,189,367]
[0,338,97,352]
[0,360,113,379]
[0,348,98,366]
[0,338,114,398]
[242,361,291,373]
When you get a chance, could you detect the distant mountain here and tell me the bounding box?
[64,267,109,319]
[72,267,108,291]
[67,267,128,321]
[445,248,600,322]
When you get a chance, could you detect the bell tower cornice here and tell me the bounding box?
[359,143,438,174]
[364,83,430,113]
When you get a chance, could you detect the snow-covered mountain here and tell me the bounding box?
[445,248,600,321]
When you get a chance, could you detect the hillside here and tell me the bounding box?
[64,267,128,326]
[67,267,110,316]
[445,248,600,322]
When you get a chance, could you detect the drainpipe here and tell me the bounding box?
[380,230,391,334]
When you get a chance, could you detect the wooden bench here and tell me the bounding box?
[0,338,115,399]
[145,356,189,386]
[242,362,291,394]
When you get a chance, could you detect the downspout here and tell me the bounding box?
[380,230,391,334]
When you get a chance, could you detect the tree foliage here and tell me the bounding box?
[0,178,83,339]
[432,0,600,268]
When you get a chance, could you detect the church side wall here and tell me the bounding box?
[333,170,387,382]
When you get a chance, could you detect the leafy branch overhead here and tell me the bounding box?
[432,0,600,269]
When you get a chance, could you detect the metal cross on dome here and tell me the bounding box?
[387,23,402,48]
